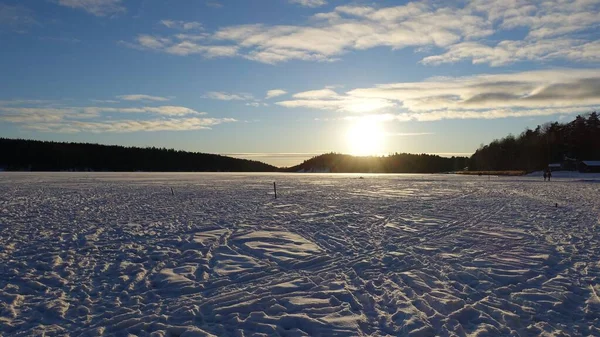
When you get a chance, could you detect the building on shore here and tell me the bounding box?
[579,161,600,173]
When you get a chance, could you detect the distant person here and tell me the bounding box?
[547,170,552,181]
[543,171,547,181]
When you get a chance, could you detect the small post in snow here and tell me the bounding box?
[170,187,174,196]
[273,182,277,199]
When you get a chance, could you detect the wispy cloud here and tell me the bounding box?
[166,43,237,57]
[90,99,119,104]
[0,4,38,33]
[116,94,171,102]
[203,91,254,101]
[0,105,203,120]
[39,36,81,43]
[122,1,599,66]
[290,0,327,8]
[422,0,600,66]
[0,99,58,106]
[205,1,223,8]
[81,106,205,116]
[23,117,235,133]
[279,68,600,121]
[122,34,238,57]
[160,20,203,31]
[136,35,171,49]
[421,39,600,67]
[0,101,234,133]
[245,102,268,107]
[277,88,395,113]
[265,89,287,99]
[125,2,492,63]
[0,107,94,123]
[56,0,126,17]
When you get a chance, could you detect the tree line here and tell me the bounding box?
[286,153,469,173]
[0,138,277,172]
[469,112,600,172]
[7,111,595,174]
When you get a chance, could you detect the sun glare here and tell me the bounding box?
[346,120,385,156]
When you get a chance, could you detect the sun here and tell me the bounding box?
[346,119,385,156]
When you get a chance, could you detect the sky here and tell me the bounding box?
[1,0,599,167]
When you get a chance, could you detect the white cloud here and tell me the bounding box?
[143,106,203,116]
[167,43,238,57]
[292,89,338,99]
[556,40,600,63]
[203,92,254,101]
[90,99,119,103]
[290,0,327,8]
[122,1,599,66]
[423,0,600,66]
[0,103,233,133]
[81,106,204,116]
[210,3,493,63]
[173,33,209,41]
[117,94,171,102]
[124,2,493,63]
[23,117,236,133]
[399,107,596,121]
[126,34,238,57]
[56,0,126,17]
[265,89,287,99]
[278,88,396,113]
[0,107,86,123]
[137,35,171,49]
[160,20,203,31]
[479,0,600,39]
[421,39,600,67]
[0,105,200,122]
[278,68,600,121]
[0,99,57,106]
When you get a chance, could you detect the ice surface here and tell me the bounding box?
[1,172,599,336]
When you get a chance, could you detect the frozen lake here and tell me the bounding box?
[1,173,599,336]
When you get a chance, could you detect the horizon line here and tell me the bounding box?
[223,152,474,158]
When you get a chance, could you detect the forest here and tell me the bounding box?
[0,138,277,172]
[468,112,600,171]
[3,112,597,173]
[286,153,469,173]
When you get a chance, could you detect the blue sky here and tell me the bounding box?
[1,0,599,166]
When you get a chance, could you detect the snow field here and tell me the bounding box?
[1,173,599,336]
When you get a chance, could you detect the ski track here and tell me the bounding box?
[1,172,599,336]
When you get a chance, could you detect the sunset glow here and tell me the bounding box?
[346,120,385,156]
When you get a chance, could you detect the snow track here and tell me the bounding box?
[1,173,599,336]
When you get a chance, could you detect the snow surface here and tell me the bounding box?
[526,171,600,180]
[1,172,599,336]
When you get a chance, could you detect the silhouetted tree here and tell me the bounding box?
[0,138,277,172]
[285,153,468,173]
[469,112,600,171]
